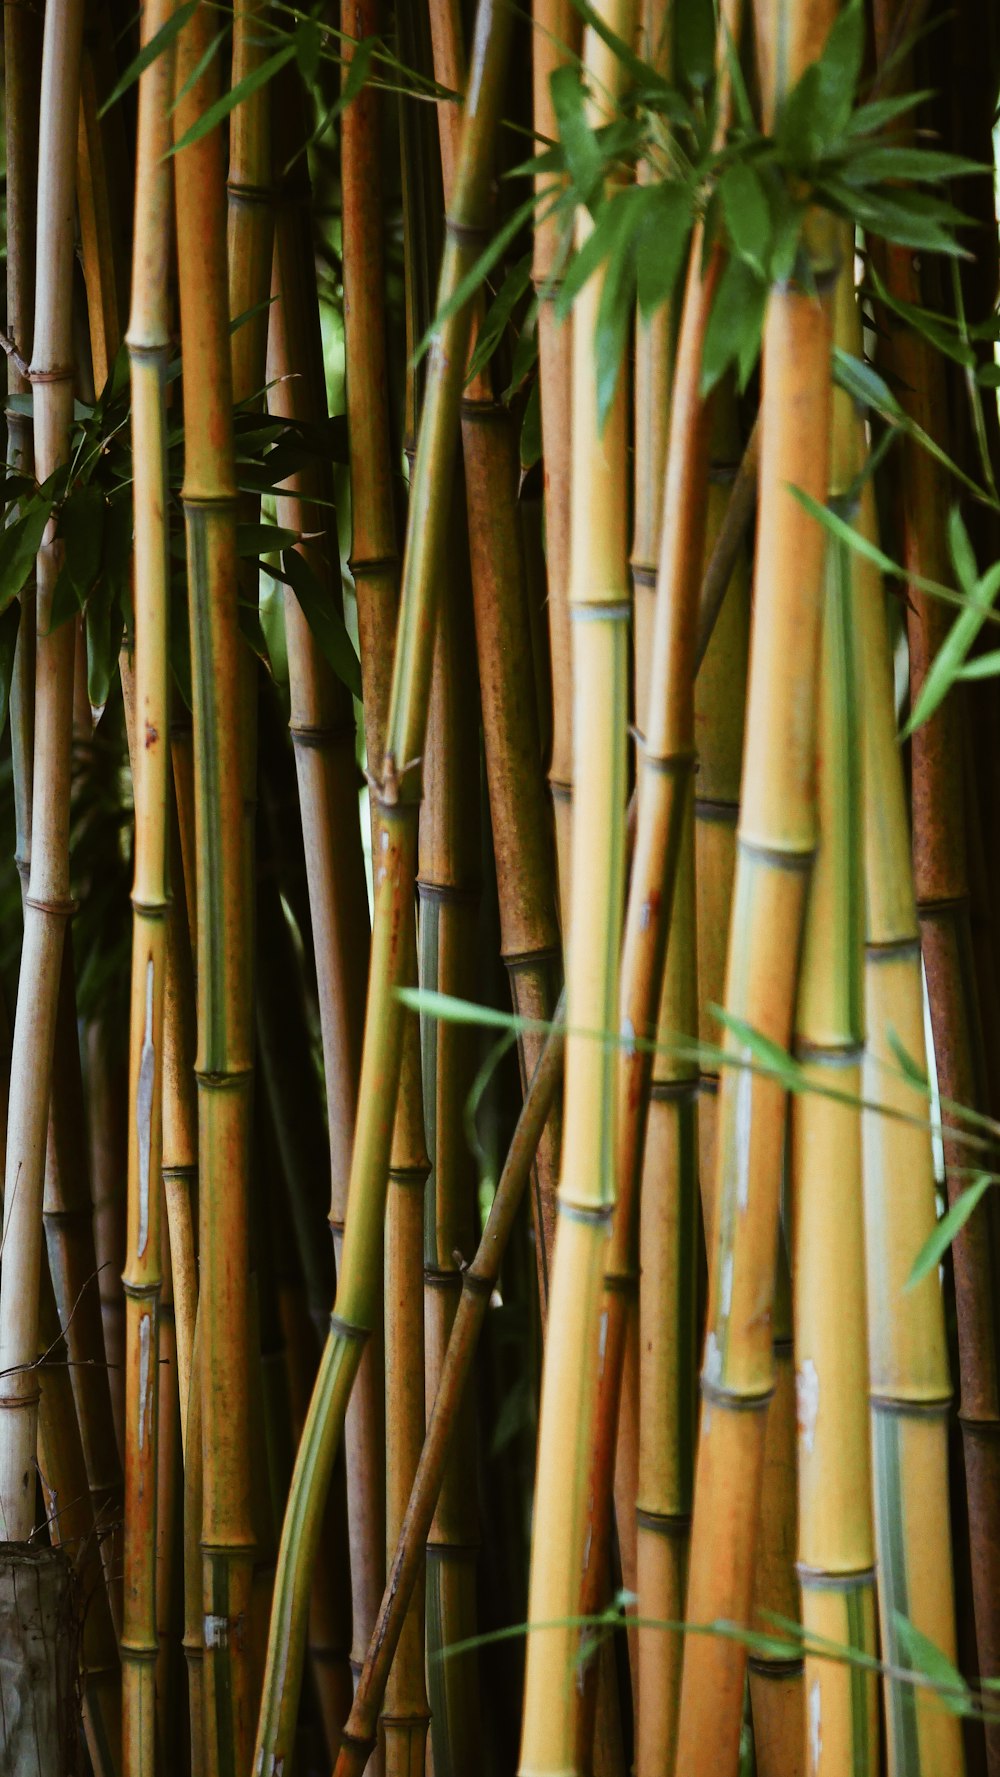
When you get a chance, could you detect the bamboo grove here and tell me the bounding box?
[3,0,1000,1772]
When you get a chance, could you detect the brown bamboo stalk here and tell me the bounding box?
[0,0,88,1545]
[173,11,256,1768]
[429,0,563,1322]
[335,1010,566,1777]
[870,8,1000,1702]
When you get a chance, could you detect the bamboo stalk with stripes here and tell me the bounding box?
[671,3,840,1766]
[789,270,878,1777]
[253,9,514,1763]
[518,7,634,1769]
[121,3,176,1762]
[173,11,256,1769]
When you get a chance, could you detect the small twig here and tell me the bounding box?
[0,328,31,384]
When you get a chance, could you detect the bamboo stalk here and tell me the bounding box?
[518,9,634,1771]
[417,512,483,1775]
[155,1224,184,1774]
[532,0,580,914]
[429,0,564,1317]
[856,470,966,1774]
[162,798,199,1447]
[87,1020,128,1461]
[335,1009,566,1777]
[635,803,699,1777]
[671,4,840,1765]
[269,69,382,1717]
[172,13,256,1770]
[42,946,124,1627]
[0,0,87,1545]
[120,2,176,1764]
[253,9,514,1765]
[578,13,740,1758]
[789,285,878,1776]
[871,5,1000,1709]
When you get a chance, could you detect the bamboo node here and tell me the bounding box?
[24,894,77,918]
[328,1312,368,1344]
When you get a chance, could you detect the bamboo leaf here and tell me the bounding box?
[238,522,300,557]
[85,576,121,714]
[99,0,198,115]
[841,146,987,185]
[467,252,533,384]
[846,89,934,137]
[906,1174,994,1290]
[520,376,542,470]
[169,43,296,157]
[711,1007,805,1092]
[168,25,231,120]
[0,499,53,616]
[902,515,999,737]
[280,548,362,699]
[955,648,1000,681]
[636,183,691,318]
[413,192,542,367]
[701,257,766,396]
[885,1025,928,1089]
[550,63,604,206]
[674,0,716,93]
[891,1614,971,1707]
[719,163,770,278]
[0,603,21,738]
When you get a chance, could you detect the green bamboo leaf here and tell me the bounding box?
[884,1024,928,1090]
[674,0,716,93]
[294,16,322,82]
[169,42,296,156]
[948,506,978,595]
[85,576,121,714]
[786,485,967,611]
[59,485,106,599]
[238,521,300,557]
[955,648,1000,681]
[832,350,989,500]
[719,162,770,278]
[846,90,934,137]
[891,1613,972,1707]
[280,548,362,700]
[0,499,53,616]
[550,63,604,205]
[99,0,198,115]
[594,205,638,432]
[467,252,533,384]
[701,256,766,396]
[813,0,864,134]
[711,1007,804,1092]
[168,25,231,119]
[841,146,987,185]
[567,0,674,98]
[520,376,542,470]
[555,197,624,320]
[906,1174,994,1291]
[0,603,21,739]
[902,517,999,737]
[413,192,542,367]
[636,182,691,318]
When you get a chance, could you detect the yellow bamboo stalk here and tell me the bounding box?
[121,2,176,1765]
[635,802,699,1777]
[172,13,256,1770]
[671,3,840,1765]
[789,272,878,1777]
[532,0,580,915]
[0,0,87,1545]
[518,9,634,1771]
[856,470,966,1775]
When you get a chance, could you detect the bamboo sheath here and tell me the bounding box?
[532,0,580,916]
[172,12,256,1771]
[789,298,878,1777]
[855,471,966,1776]
[253,10,514,1765]
[868,6,1000,1697]
[428,0,563,1318]
[121,4,176,1765]
[335,1011,566,1777]
[671,5,839,1768]
[518,9,634,1772]
[0,0,87,1543]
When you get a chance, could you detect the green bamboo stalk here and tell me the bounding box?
[334,1008,566,1777]
[429,0,564,1316]
[532,0,580,914]
[635,804,699,1777]
[172,13,256,1771]
[253,8,514,1766]
[270,69,382,1713]
[518,9,634,1771]
[121,4,176,1763]
[855,468,966,1775]
[0,0,87,1544]
[671,4,840,1765]
[382,975,432,1777]
[788,279,878,1777]
[418,521,483,1776]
